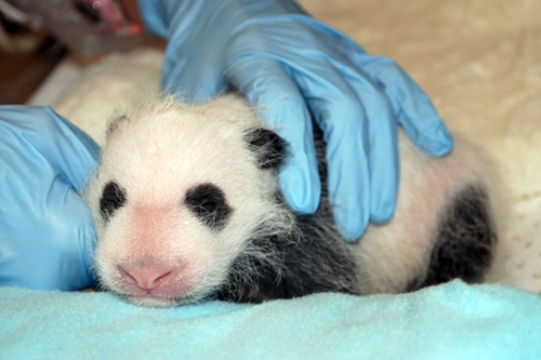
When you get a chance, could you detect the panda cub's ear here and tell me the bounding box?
[105,114,128,142]
[246,128,288,170]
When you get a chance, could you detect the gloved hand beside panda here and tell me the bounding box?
[0,0,453,291]
[0,106,98,290]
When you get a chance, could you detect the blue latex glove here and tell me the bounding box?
[138,0,454,241]
[0,106,99,290]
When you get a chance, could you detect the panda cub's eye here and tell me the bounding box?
[184,183,232,231]
[100,181,127,222]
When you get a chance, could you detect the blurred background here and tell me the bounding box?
[0,14,64,104]
[0,0,155,104]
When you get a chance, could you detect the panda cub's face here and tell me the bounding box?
[85,95,287,307]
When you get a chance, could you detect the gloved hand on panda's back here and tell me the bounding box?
[0,106,98,290]
[137,0,454,241]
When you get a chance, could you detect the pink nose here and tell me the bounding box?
[118,265,173,291]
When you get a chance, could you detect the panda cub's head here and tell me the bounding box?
[85,94,292,307]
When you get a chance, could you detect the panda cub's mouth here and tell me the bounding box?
[113,284,201,307]
[120,292,192,307]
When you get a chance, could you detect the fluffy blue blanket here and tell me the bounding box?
[1,280,540,359]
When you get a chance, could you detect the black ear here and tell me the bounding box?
[246,128,288,169]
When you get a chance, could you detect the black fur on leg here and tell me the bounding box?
[415,185,496,289]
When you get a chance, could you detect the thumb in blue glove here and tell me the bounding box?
[0,106,99,290]
[138,0,454,241]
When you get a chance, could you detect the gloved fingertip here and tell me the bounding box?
[370,184,398,225]
[280,181,320,215]
[341,219,368,243]
[278,166,320,215]
[370,202,395,225]
[333,206,369,243]
[419,123,454,157]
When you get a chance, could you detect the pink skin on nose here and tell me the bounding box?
[118,265,174,291]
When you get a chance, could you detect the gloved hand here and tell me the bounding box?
[139,0,454,241]
[0,106,99,290]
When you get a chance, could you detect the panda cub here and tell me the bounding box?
[85,94,500,307]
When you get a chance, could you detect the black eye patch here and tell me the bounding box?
[100,181,127,222]
[184,183,232,231]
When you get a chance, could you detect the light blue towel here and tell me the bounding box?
[1,280,540,359]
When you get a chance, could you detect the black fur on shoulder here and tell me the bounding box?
[220,128,358,302]
[217,200,359,302]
